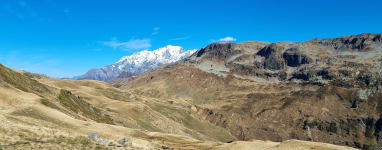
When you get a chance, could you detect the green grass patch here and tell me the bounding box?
[136,119,162,132]
[58,89,114,125]
[0,64,52,97]
[149,103,236,142]
[40,99,60,110]
[100,88,127,101]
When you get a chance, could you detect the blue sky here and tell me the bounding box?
[0,0,381,78]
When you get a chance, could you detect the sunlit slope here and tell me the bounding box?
[0,63,358,149]
[116,33,382,149]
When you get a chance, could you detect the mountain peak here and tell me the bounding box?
[73,45,197,81]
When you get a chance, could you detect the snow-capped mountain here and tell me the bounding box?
[73,45,197,81]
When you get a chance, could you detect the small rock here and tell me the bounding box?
[97,138,109,145]
[108,142,116,147]
[88,133,99,140]
[118,138,132,147]
[88,133,109,145]
[162,145,174,150]
[351,100,358,108]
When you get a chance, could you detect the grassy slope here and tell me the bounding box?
[0,64,358,150]
[118,63,382,148]
[0,64,53,97]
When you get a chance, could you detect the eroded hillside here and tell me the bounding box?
[117,33,382,150]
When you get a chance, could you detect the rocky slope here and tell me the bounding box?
[73,45,196,81]
[117,33,382,149]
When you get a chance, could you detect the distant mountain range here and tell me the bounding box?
[73,45,197,81]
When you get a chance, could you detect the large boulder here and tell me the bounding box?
[282,47,312,67]
[256,43,286,70]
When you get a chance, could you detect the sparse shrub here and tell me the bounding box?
[55,135,67,144]
[95,145,110,150]
[40,99,59,109]
[78,136,92,146]
[327,122,338,133]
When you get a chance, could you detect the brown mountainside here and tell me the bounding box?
[0,62,358,149]
[117,33,382,150]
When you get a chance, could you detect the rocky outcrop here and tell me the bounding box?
[190,34,382,85]
[88,133,109,145]
[196,42,239,61]
[282,48,312,67]
[317,33,382,51]
[255,44,313,70]
[256,43,286,70]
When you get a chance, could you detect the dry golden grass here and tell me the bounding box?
[0,66,359,149]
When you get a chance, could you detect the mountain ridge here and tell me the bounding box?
[116,33,382,149]
[73,45,197,81]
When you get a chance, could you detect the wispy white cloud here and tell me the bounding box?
[152,27,160,35]
[102,38,151,51]
[217,36,237,42]
[210,36,237,43]
[169,36,191,41]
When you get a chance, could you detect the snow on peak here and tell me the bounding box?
[73,45,197,81]
[116,45,196,70]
